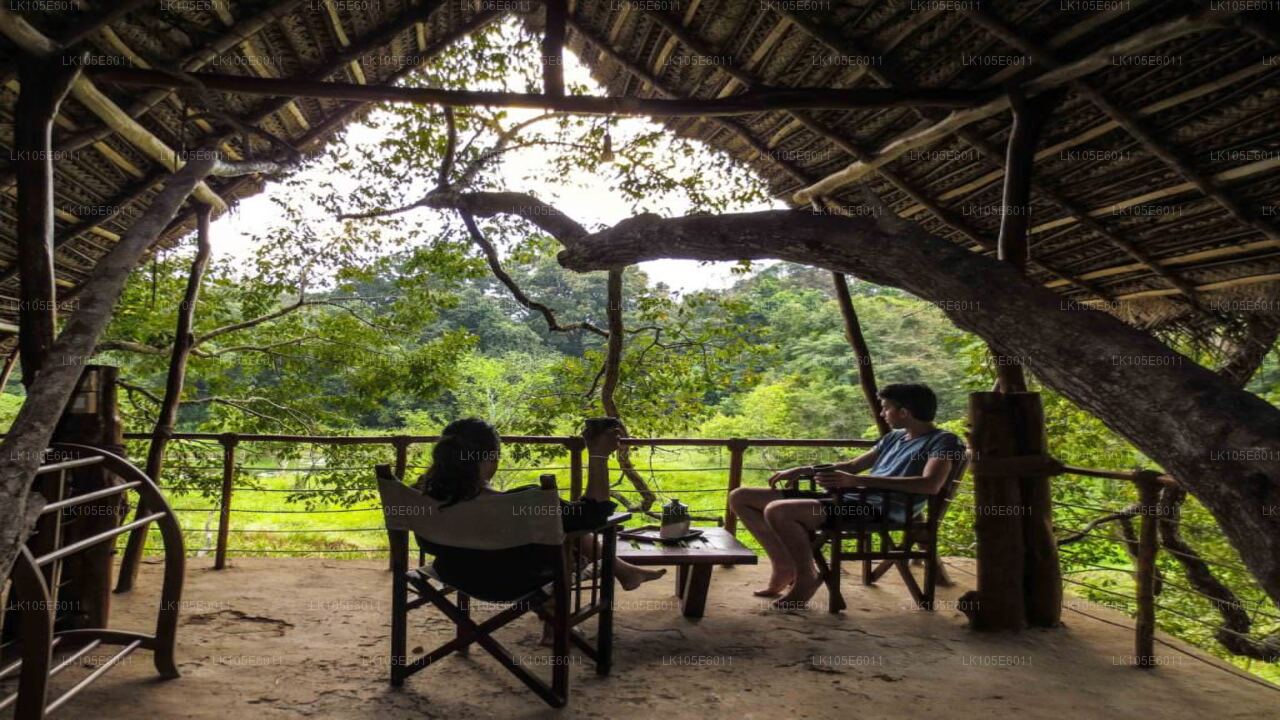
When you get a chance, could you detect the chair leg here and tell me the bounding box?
[827,532,846,613]
[597,528,617,677]
[922,546,938,611]
[456,592,470,654]
[860,531,873,586]
[390,572,407,687]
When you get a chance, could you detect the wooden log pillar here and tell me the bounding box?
[967,392,1026,631]
[541,0,566,99]
[51,365,125,630]
[832,273,889,435]
[1133,475,1160,667]
[566,435,585,501]
[14,53,81,387]
[214,433,238,570]
[723,439,747,536]
[389,435,409,568]
[966,391,1060,630]
[116,204,212,592]
[991,89,1057,392]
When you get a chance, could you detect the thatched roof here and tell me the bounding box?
[1,0,1278,343]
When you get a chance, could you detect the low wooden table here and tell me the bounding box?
[616,527,757,618]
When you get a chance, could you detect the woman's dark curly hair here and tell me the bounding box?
[416,418,501,507]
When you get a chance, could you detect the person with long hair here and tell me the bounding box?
[415,417,664,600]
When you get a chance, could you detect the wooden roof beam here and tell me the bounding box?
[154,6,507,243]
[792,7,1233,204]
[965,6,1280,246]
[0,9,227,211]
[84,65,1000,115]
[636,5,1109,298]
[776,2,1240,320]
[0,0,154,85]
[897,60,1275,217]
[319,0,367,84]
[0,0,306,191]
[563,16,811,194]
[1044,239,1280,288]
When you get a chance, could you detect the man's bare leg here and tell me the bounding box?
[729,487,796,596]
[763,499,825,608]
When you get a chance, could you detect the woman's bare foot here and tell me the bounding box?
[753,570,796,597]
[772,570,823,609]
[618,566,667,591]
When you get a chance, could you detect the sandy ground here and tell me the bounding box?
[25,556,1276,719]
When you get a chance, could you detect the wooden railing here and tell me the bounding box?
[120,432,876,569]
[117,431,1248,672]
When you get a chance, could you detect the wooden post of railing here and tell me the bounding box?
[1134,472,1160,668]
[392,436,410,480]
[566,436,585,501]
[724,439,748,536]
[391,436,410,571]
[214,433,238,570]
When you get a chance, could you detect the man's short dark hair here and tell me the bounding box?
[878,383,938,422]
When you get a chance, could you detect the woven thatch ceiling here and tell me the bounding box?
[1,0,1278,342]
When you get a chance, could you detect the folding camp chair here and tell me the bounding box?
[809,452,969,612]
[375,465,628,708]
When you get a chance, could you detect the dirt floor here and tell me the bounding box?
[33,556,1277,719]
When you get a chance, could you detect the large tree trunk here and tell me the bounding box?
[557,208,1280,607]
[0,157,217,587]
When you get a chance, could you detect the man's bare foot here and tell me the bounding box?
[772,571,823,609]
[752,571,796,597]
[619,566,667,591]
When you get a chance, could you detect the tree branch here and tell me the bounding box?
[457,212,606,337]
[555,206,1280,607]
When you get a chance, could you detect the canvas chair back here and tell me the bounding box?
[376,468,565,550]
[927,450,970,528]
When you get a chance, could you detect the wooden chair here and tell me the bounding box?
[375,465,627,708]
[809,452,969,613]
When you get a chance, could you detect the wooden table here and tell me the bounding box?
[616,527,757,618]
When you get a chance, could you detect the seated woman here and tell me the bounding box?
[728,383,964,608]
[414,417,664,601]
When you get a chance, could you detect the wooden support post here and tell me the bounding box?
[391,436,410,572]
[214,434,238,570]
[393,436,410,480]
[116,206,213,592]
[0,350,17,395]
[832,273,889,435]
[1134,475,1160,667]
[542,0,566,99]
[566,436,585,501]
[966,391,1060,630]
[1013,396,1061,628]
[14,54,81,387]
[991,89,1058,393]
[724,439,748,536]
[52,365,125,629]
[967,392,1027,631]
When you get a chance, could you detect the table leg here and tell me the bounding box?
[675,565,688,597]
[680,565,713,619]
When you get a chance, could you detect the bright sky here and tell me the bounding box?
[211,34,786,293]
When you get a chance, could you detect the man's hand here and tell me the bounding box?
[815,469,861,491]
[767,466,809,489]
